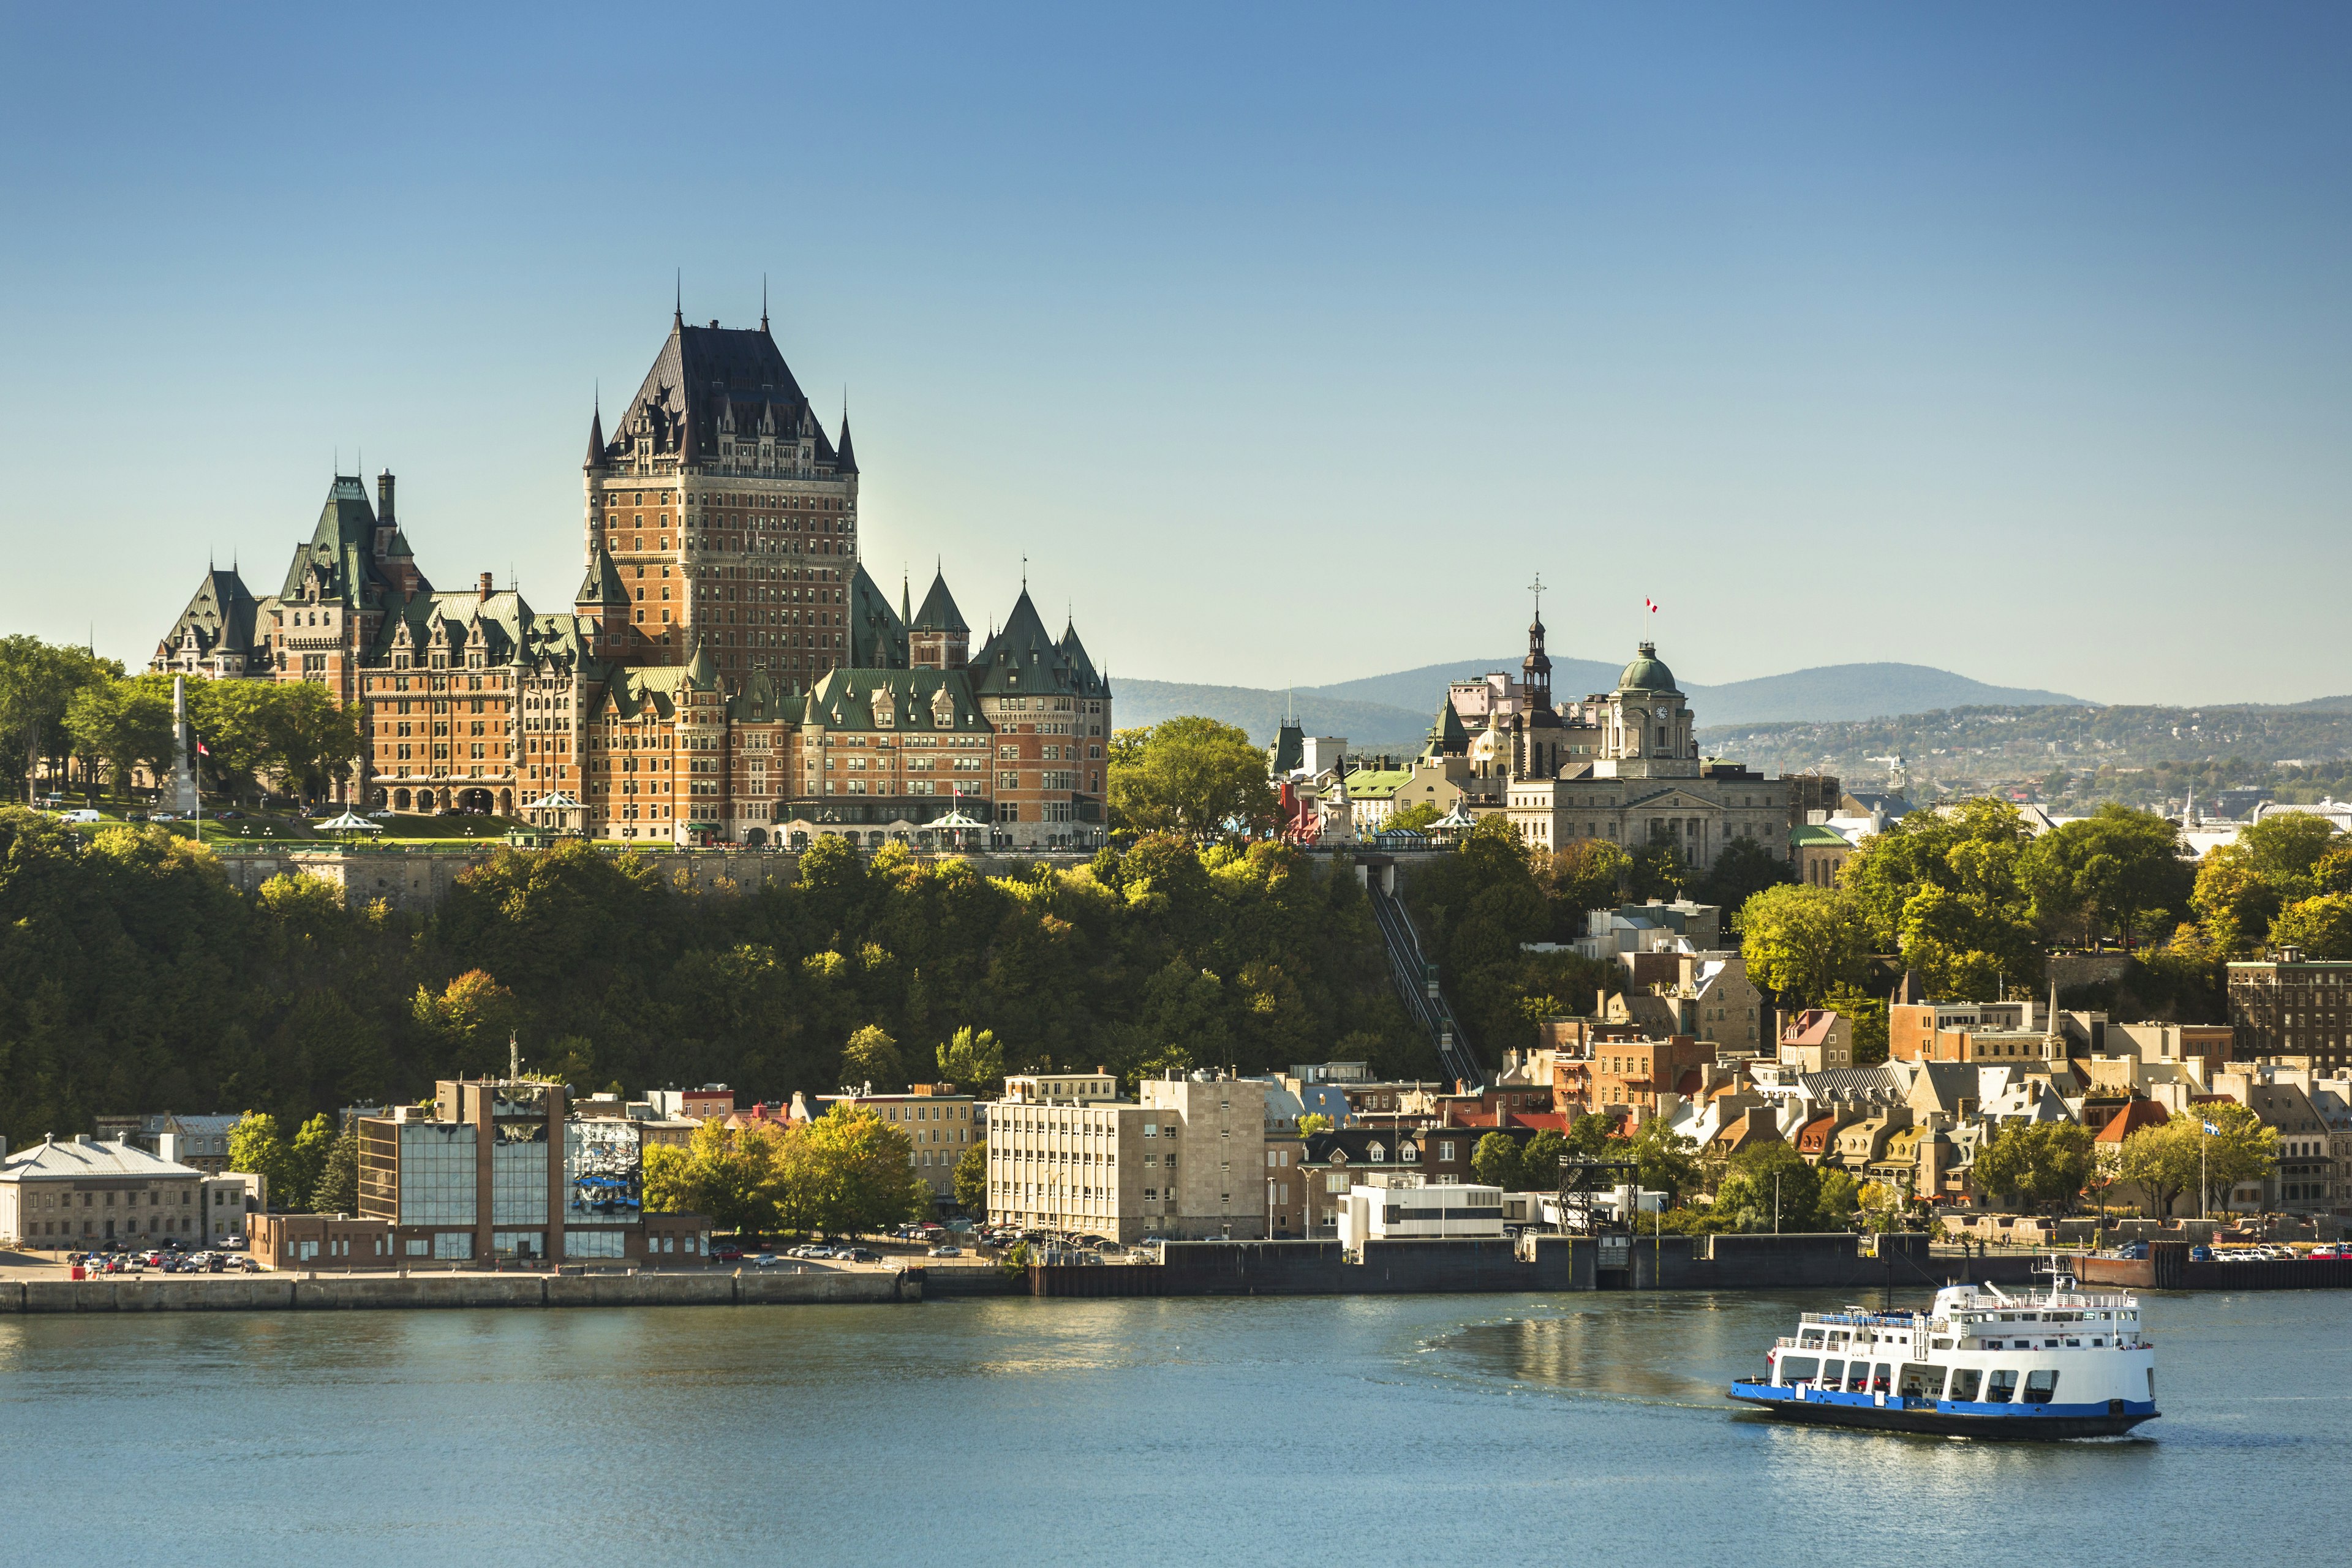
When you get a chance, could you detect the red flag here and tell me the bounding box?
[195,739,209,756]
[1643,598,1659,614]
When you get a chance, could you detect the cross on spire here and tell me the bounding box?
[1528,571,1545,620]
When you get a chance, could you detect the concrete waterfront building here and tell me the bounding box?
[986,1071,1270,1242]
[0,1135,203,1248]
[350,1077,707,1268]
[1335,1180,1505,1247]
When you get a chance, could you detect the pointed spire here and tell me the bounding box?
[761,274,770,333]
[585,391,605,471]
[674,270,683,328]
[834,402,858,474]
[900,570,911,625]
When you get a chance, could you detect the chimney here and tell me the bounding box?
[377,470,396,523]
[480,571,496,598]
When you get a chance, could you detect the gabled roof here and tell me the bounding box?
[850,564,908,669]
[2095,1099,2171,1144]
[1,1136,200,1182]
[968,590,1078,698]
[575,542,629,608]
[598,317,845,473]
[803,667,989,734]
[278,475,394,609]
[369,586,537,668]
[1059,621,1108,698]
[156,567,260,660]
[912,570,967,633]
[1424,697,1470,757]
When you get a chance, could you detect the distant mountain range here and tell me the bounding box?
[1115,656,2089,750]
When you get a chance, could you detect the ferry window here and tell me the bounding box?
[1871,1365,1891,1393]
[1899,1363,1943,1399]
[1845,1363,1870,1393]
[1778,1356,1820,1385]
[1947,1367,1983,1401]
[1985,1370,2019,1404]
[2146,1370,2156,1401]
[2022,1370,2060,1404]
[1820,1360,1844,1388]
[1798,1329,1824,1349]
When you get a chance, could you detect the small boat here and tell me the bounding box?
[1728,1262,2157,1439]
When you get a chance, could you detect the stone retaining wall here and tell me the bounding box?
[0,1268,917,1312]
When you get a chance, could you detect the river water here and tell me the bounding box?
[3,1286,2345,1565]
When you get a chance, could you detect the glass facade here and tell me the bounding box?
[491,1122,549,1226]
[492,1229,545,1260]
[398,1124,478,1226]
[564,1120,643,1226]
[431,1231,473,1260]
[564,1229,627,1259]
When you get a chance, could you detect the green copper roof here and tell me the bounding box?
[1618,640,1680,695]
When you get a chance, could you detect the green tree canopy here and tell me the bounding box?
[842,1023,904,1090]
[953,1144,988,1212]
[1972,1121,2096,1214]
[1108,717,1277,840]
[1471,1131,1525,1191]
[227,1112,295,1211]
[2019,804,2194,946]
[1841,799,2042,998]
[935,1025,1005,1090]
[2269,893,2352,960]
[1738,884,1870,1007]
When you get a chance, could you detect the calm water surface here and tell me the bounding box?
[2,1286,2345,1566]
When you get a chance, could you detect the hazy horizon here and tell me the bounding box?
[4,4,2348,704]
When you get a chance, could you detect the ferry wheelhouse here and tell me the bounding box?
[1729,1268,2158,1439]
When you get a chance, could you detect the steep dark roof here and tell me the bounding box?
[584,405,605,470]
[968,590,1066,698]
[597,318,845,473]
[278,476,394,610]
[156,568,260,661]
[835,415,858,474]
[575,542,629,608]
[1058,620,1108,699]
[1271,717,1305,774]
[1423,696,1469,757]
[802,667,989,734]
[850,564,908,669]
[913,570,968,633]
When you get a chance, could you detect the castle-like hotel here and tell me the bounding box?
[151,306,1110,849]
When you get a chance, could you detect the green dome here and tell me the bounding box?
[1618,641,1679,694]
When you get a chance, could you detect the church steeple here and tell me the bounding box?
[1522,572,1551,707]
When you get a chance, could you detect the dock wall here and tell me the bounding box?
[0,1268,917,1313]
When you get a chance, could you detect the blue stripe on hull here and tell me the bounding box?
[1728,1382,2157,1438]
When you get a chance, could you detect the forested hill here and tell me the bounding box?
[1702,703,2352,811]
[0,812,1434,1148]
[1118,659,2087,750]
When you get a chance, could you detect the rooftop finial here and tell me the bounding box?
[674,269,683,327]
[762,273,770,333]
[1528,570,1544,621]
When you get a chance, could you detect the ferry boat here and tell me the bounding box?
[1728,1265,2158,1439]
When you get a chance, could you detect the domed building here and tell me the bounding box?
[1493,634,1792,869]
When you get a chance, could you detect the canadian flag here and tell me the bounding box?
[195,739,210,756]
[1644,598,1659,614]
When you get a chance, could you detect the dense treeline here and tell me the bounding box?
[0,809,1429,1148]
[0,633,359,804]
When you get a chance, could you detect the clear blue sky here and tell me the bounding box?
[5,4,2348,706]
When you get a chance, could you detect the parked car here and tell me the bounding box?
[845,1247,880,1263]
[750,1253,782,1268]
[927,1245,962,1257]
[711,1245,744,1262]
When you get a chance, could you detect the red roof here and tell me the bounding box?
[2094,1099,2171,1144]
[1796,1114,1838,1153]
